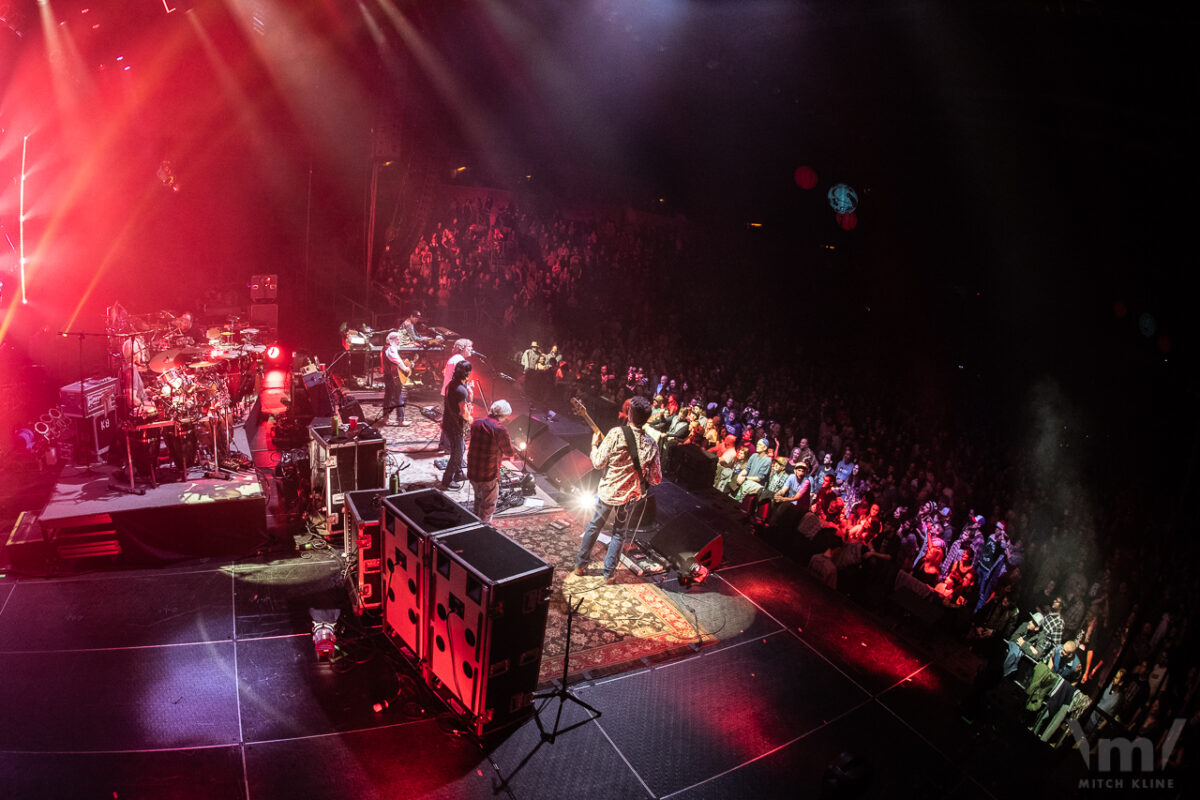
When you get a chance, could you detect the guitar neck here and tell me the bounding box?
[582,413,602,438]
[572,402,602,437]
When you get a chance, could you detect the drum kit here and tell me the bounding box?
[136,325,263,425]
[107,307,269,486]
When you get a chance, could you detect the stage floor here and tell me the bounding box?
[0,538,1086,800]
[0,373,1088,798]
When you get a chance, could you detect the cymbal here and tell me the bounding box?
[148,349,184,373]
[241,327,260,335]
[190,361,220,369]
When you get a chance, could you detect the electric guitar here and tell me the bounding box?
[569,397,602,438]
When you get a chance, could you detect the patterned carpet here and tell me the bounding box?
[356,399,444,452]
[491,510,716,686]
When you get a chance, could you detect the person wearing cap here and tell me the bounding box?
[467,400,517,524]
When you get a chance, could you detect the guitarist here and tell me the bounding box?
[380,331,413,426]
[573,395,662,584]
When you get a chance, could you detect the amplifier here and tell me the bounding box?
[59,377,119,417]
[309,425,387,537]
[428,526,553,735]
[380,488,480,660]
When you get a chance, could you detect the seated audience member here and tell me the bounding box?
[793,438,817,473]
[811,452,835,487]
[916,532,947,587]
[846,503,883,543]
[713,435,739,493]
[754,456,790,524]
[808,529,842,590]
[835,447,856,484]
[813,474,840,519]
[1003,614,1049,677]
[770,461,812,532]
[934,548,978,605]
[972,591,1020,642]
[733,439,773,502]
[724,447,750,495]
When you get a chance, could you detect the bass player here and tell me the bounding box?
[572,395,662,584]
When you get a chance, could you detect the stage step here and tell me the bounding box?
[41,512,122,561]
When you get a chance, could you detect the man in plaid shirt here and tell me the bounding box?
[467,400,517,524]
[1040,597,1066,650]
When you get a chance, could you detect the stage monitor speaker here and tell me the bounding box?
[380,488,480,659]
[642,511,724,576]
[507,414,548,448]
[544,449,599,492]
[428,525,553,736]
[343,489,389,617]
[303,374,334,417]
[525,432,571,472]
[674,444,717,490]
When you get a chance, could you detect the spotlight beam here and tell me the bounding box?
[19,134,28,304]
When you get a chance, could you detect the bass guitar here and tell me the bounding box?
[569,396,603,438]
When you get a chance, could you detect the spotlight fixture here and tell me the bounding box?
[310,608,341,661]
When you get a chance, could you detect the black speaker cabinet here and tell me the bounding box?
[642,511,724,575]
[343,489,389,618]
[428,526,553,735]
[545,449,599,492]
[309,425,387,537]
[303,373,334,417]
[525,431,571,472]
[674,444,717,490]
[506,414,548,447]
[380,488,480,659]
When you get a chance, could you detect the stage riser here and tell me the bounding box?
[34,497,267,566]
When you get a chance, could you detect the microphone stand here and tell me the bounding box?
[493,594,600,793]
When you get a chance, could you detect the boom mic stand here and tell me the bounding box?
[493,594,600,793]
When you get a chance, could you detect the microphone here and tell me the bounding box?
[499,372,515,382]
[473,351,488,361]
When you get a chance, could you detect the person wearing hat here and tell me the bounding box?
[520,341,541,382]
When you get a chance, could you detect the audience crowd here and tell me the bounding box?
[382,192,1200,767]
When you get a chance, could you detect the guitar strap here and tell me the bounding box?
[621,425,648,500]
